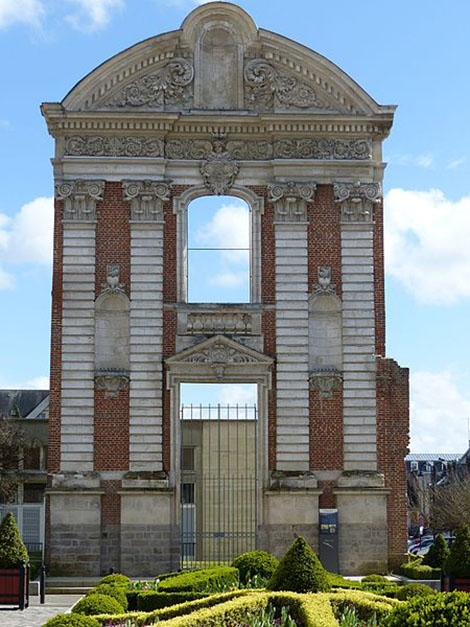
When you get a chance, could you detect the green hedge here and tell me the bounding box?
[157,566,238,593]
[400,561,441,580]
[99,574,130,587]
[43,616,100,627]
[72,594,124,616]
[231,551,279,583]
[137,591,209,611]
[326,589,400,622]
[327,573,361,590]
[394,583,436,601]
[384,591,470,626]
[87,584,128,610]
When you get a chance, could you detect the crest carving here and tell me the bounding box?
[309,369,343,399]
[186,340,257,379]
[244,59,330,111]
[95,369,130,399]
[200,136,240,195]
[101,263,125,295]
[103,58,194,110]
[313,266,336,295]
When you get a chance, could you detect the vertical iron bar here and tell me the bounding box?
[254,404,258,550]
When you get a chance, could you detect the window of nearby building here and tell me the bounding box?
[181,483,195,505]
[24,446,41,470]
[187,196,250,303]
[182,447,195,472]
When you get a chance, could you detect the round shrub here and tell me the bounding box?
[444,525,470,576]
[43,615,100,627]
[99,573,130,587]
[384,591,470,626]
[394,583,436,601]
[0,511,29,568]
[268,536,330,593]
[87,583,128,610]
[361,574,389,584]
[423,534,449,569]
[72,593,124,616]
[231,551,279,583]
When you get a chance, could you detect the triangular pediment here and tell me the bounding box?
[166,335,273,367]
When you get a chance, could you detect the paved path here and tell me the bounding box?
[0,595,81,627]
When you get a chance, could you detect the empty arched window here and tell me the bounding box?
[187,196,250,303]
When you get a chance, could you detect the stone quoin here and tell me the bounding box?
[42,2,409,576]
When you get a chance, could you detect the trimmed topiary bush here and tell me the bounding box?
[444,524,470,576]
[87,583,128,610]
[327,572,361,589]
[231,551,279,583]
[0,511,29,568]
[72,593,124,616]
[384,590,470,626]
[394,582,436,601]
[423,534,449,569]
[361,574,389,584]
[267,536,330,593]
[43,616,100,627]
[99,573,130,587]
[400,561,440,580]
[157,567,238,593]
[137,590,209,611]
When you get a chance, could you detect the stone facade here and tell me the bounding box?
[43,2,409,575]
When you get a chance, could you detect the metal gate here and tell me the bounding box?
[180,403,258,568]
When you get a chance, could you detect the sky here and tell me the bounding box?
[1,0,470,453]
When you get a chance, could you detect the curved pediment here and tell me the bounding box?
[60,2,393,117]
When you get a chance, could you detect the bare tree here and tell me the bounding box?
[0,415,24,503]
[429,471,470,532]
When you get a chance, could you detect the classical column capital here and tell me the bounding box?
[268,181,317,222]
[123,180,170,221]
[55,180,105,221]
[333,181,381,224]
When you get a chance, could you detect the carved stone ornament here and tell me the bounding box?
[186,312,252,335]
[185,339,258,379]
[101,263,125,294]
[123,180,170,221]
[313,266,336,295]
[309,369,343,399]
[64,135,372,161]
[334,181,381,223]
[95,369,130,399]
[103,58,194,110]
[200,136,240,195]
[244,59,330,111]
[55,180,105,221]
[268,182,316,222]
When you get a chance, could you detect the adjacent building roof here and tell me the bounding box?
[0,390,49,419]
[406,453,463,462]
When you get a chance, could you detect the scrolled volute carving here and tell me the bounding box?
[55,180,105,221]
[104,58,194,110]
[123,180,170,221]
[334,181,381,223]
[269,181,316,222]
[244,59,330,111]
[95,369,130,399]
[309,368,343,400]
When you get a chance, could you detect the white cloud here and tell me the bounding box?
[388,153,434,168]
[196,203,249,265]
[0,375,49,389]
[0,196,53,290]
[384,188,470,304]
[448,157,466,170]
[65,0,124,31]
[209,270,247,288]
[0,0,44,29]
[217,384,257,406]
[410,371,470,454]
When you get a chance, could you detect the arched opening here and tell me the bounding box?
[187,195,250,303]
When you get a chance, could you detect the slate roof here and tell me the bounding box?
[406,453,462,462]
[0,389,49,419]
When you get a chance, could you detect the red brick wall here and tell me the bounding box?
[376,357,410,566]
[48,198,64,474]
[101,480,121,525]
[94,182,130,471]
[308,184,343,470]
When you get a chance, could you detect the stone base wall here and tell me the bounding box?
[121,524,179,576]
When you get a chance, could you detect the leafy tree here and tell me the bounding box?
[268,536,330,593]
[444,524,470,577]
[0,511,29,568]
[0,414,24,503]
[423,534,449,569]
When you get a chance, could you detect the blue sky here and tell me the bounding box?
[1,0,470,453]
